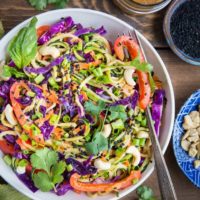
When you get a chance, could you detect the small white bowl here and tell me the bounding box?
[0,8,175,200]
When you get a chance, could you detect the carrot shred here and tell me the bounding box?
[80,91,88,101]
[78,60,101,70]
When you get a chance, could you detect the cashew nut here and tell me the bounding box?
[181,140,190,151]
[126,145,141,166]
[39,45,60,59]
[94,159,111,170]
[189,147,198,157]
[194,160,200,169]
[124,68,136,86]
[102,124,112,138]
[4,104,17,126]
[137,130,149,139]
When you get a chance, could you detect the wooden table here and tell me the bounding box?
[0,1,199,199]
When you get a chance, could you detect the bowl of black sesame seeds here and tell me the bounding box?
[164,0,200,66]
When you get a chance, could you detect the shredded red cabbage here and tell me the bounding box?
[28,83,43,98]
[0,79,15,112]
[14,152,30,160]
[84,53,94,63]
[66,157,97,176]
[24,56,64,75]
[38,17,74,45]
[74,28,93,37]
[39,105,46,117]
[40,121,54,140]
[3,135,16,144]
[16,95,32,106]
[151,89,165,136]
[17,173,38,193]
[110,90,138,109]
[55,181,72,196]
[94,26,107,35]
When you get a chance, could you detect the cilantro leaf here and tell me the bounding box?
[51,161,66,175]
[27,0,69,10]
[136,185,157,200]
[31,148,66,192]
[32,172,54,192]
[85,131,108,155]
[49,0,69,8]
[28,0,48,10]
[84,100,106,116]
[130,57,153,73]
[30,147,58,175]
[108,105,128,122]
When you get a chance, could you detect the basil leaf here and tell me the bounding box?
[2,65,26,78]
[7,17,38,69]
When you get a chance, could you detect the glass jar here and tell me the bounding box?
[113,0,172,14]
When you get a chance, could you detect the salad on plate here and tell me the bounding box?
[0,16,165,196]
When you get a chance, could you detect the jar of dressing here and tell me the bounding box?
[113,0,172,14]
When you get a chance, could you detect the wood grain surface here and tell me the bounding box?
[0,0,200,200]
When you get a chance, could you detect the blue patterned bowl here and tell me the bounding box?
[173,90,200,187]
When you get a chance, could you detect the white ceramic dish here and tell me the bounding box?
[0,8,175,200]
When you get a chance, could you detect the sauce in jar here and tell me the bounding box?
[132,0,163,5]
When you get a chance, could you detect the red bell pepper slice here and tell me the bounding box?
[70,170,141,192]
[37,25,50,38]
[114,35,151,110]
[10,81,44,144]
[0,140,15,155]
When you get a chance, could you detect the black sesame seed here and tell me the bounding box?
[170,0,200,59]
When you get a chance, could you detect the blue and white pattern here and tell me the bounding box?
[173,90,200,188]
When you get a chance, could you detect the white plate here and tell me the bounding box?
[0,8,175,200]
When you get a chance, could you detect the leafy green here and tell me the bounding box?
[27,0,69,10]
[32,172,54,192]
[0,184,30,200]
[0,20,4,39]
[84,100,106,116]
[148,73,156,93]
[136,185,157,200]
[130,57,153,73]
[85,131,108,155]
[2,65,26,78]
[108,105,128,122]
[30,148,66,192]
[7,17,38,69]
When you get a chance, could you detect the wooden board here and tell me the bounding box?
[0,1,200,200]
[0,0,168,48]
